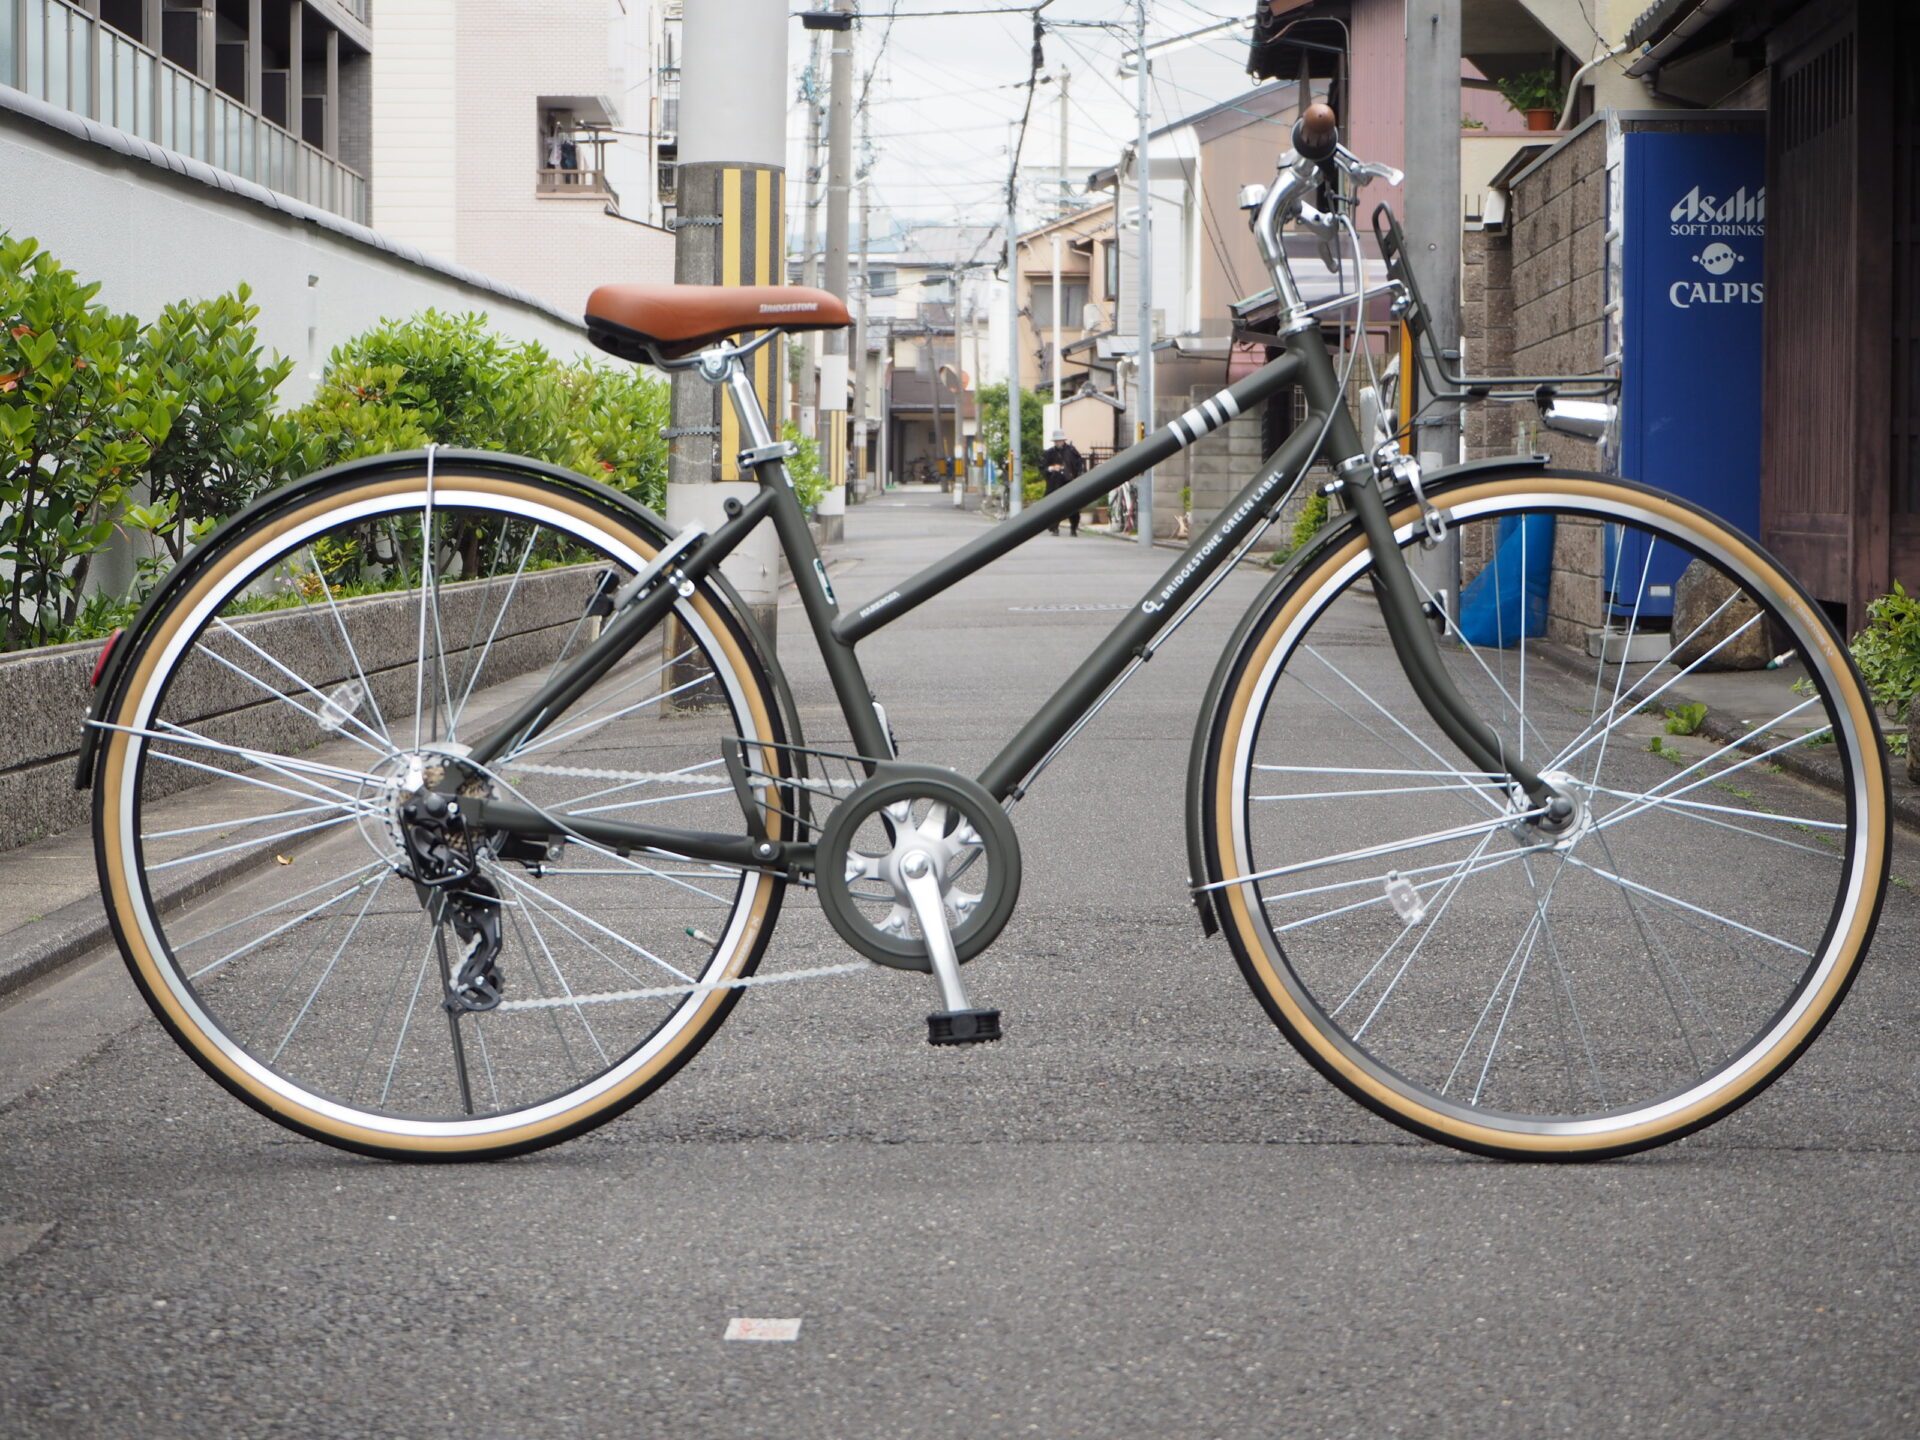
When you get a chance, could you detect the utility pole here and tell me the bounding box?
[954,269,971,507]
[1405,1,1461,475]
[851,135,872,503]
[1006,148,1024,517]
[1132,0,1155,547]
[1056,68,1071,216]
[1050,232,1064,431]
[797,33,823,436]
[668,0,786,641]
[815,0,855,539]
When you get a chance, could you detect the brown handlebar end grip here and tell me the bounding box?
[1293,103,1339,162]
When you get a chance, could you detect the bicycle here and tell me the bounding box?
[1108,477,1138,535]
[82,107,1889,1162]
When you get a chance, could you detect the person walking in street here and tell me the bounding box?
[1041,430,1086,536]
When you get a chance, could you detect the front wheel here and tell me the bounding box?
[92,457,791,1159]
[1195,470,1889,1159]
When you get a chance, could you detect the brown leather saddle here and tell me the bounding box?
[585,284,851,363]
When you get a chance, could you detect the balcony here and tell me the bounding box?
[538,168,618,204]
[1,0,367,224]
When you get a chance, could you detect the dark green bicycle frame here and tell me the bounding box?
[462,320,1557,871]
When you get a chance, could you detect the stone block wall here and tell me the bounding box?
[1,566,603,855]
[1458,122,1616,646]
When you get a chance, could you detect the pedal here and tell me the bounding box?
[928,1008,1002,1045]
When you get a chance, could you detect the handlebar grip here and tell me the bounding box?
[1292,103,1339,163]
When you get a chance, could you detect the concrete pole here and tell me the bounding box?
[1133,0,1155,547]
[797,34,822,436]
[816,0,855,539]
[1050,232,1064,429]
[851,156,872,502]
[668,0,786,640]
[954,270,970,507]
[1007,177,1024,517]
[1405,0,1462,475]
[1057,69,1071,216]
[1404,1,1463,619]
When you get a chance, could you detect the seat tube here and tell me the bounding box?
[720,352,892,761]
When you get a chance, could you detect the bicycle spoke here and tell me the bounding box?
[270,870,394,1064]
[301,544,395,747]
[145,812,361,872]
[489,866,698,985]
[196,622,398,763]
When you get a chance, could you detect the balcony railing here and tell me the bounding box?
[1,0,367,225]
[539,168,618,204]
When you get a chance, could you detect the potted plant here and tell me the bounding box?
[1495,67,1561,131]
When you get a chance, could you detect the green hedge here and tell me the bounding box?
[0,234,670,652]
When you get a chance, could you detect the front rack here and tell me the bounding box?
[1372,203,1617,405]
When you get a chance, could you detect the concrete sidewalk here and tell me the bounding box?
[6,504,1918,1004]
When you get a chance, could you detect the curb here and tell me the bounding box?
[1532,638,1920,835]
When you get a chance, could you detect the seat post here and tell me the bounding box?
[718,351,779,455]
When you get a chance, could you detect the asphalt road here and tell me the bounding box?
[3,493,1917,1439]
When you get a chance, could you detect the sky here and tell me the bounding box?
[781,1,1274,247]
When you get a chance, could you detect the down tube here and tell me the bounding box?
[977,417,1327,801]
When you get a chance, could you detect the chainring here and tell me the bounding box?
[813,763,1020,971]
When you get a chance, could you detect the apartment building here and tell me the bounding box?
[371,0,674,318]
[3,0,372,221]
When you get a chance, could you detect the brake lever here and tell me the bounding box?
[1296,201,1341,274]
[1336,145,1404,190]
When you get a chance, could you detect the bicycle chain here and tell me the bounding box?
[505,761,711,785]
[494,960,876,1011]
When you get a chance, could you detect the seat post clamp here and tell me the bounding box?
[739,441,799,470]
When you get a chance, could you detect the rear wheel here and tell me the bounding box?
[93,460,789,1159]
[1197,471,1889,1159]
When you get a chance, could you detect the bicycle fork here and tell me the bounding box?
[1291,330,1574,830]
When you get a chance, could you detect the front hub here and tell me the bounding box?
[1508,769,1591,851]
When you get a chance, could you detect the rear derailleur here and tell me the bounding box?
[395,790,506,1013]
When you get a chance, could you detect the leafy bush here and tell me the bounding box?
[1850,582,1920,719]
[292,313,671,509]
[781,422,827,514]
[0,248,675,650]
[0,236,178,650]
[138,285,313,562]
[317,311,571,459]
[563,364,671,511]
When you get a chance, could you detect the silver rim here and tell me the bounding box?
[1221,485,1878,1144]
[106,480,777,1144]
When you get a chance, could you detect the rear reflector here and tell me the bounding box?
[91,628,122,687]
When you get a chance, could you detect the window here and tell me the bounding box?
[1029,280,1090,329]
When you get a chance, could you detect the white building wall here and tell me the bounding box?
[452,0,674,317]
[0,112,596,409]
[369,0,460,259]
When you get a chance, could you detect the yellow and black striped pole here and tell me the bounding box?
[667,1,787,639]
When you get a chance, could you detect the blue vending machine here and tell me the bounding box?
[1613,126,1767,622]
